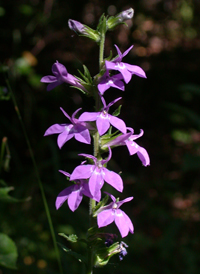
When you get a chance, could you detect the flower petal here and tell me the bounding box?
[74,129,91,144]
[97,209,115,228]
[103,168,123,192]
[115,209,133,237]
[40,75,57,83]
[88,168,104,197]
[109,115,126,134]
[57,129,74,148]
[68,186,83,211]
[44,124,66,136]
[70,165,94,181]
[137,147,150,166]
[55,186,73,209]
[96,115,110,135]
[125,63,147,78]
[79,112,99,122]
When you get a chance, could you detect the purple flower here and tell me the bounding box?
[79,96,126,136]
[118,242,128,261]
[70,148,123,201]
[102,128,150,166]
[68,19,87,34]
[105,45,146,84]
[97,193,134,238]
[44,107,91,148]
[40,61,85,91]
[56,170,93,211]
[97,71,125,95]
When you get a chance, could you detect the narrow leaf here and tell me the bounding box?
[58,243,87,264]
[0,187,31,203]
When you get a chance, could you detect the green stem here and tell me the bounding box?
[87,25,106,274]
[5,79,64,274]
[99,32,105,71]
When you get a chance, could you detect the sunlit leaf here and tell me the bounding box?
[0,233,18,269]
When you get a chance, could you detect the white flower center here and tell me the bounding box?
[112,203,118,209]
[115,62,125,70]
[107,79,113,85]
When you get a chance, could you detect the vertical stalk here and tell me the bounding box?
[86,24,106,274]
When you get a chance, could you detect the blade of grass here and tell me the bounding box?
[5,78,63,274]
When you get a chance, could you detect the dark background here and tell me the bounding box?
[0,0,200,273]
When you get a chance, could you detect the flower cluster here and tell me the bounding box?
[41,9,150,268]
[42,43,149,238]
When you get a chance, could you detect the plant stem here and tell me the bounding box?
[87,23,106,274]
[99,32,105,71]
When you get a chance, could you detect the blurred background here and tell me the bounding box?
[0,0,200,273]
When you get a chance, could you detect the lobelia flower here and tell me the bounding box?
[40,61,85,91]
[102,127,150,166]
[70,147,123,201]
[56,170,94,212]
[44,107,91,148]
[105,45,147,84]
[97,192,134,238]
[97,70,125,95]
[79,96,126,136]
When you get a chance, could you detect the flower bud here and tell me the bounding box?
[107,8,134,30]
[68,19,100,42]
[68,19,87,35]
[117,8,134,22]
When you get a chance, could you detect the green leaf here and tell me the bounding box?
[0,233,18,269]
[83,65,93,83]
[112,105,122,117]
[0,187,31,203]
[93,194,109,217]
[58,233,78,243]
[96,14,106,32]
[58,242,87,265]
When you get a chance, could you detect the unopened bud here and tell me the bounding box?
[107,8,134,30]
[68,19,100,42]
[117,8,134,22]
[68,19,87,34]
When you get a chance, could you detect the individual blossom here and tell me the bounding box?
[56,170,94,212]
[97,192,134,238]
[40,61,85,91]
[105,45,146,84]
[102,127,150,166]
[97,70,125,95]
[70,147,123,201]
[44,107,91,148]
[79,96,126,136]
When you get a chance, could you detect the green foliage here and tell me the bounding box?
[58,242,87,265]
[0,233,18,269]
[0,186,30,203]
